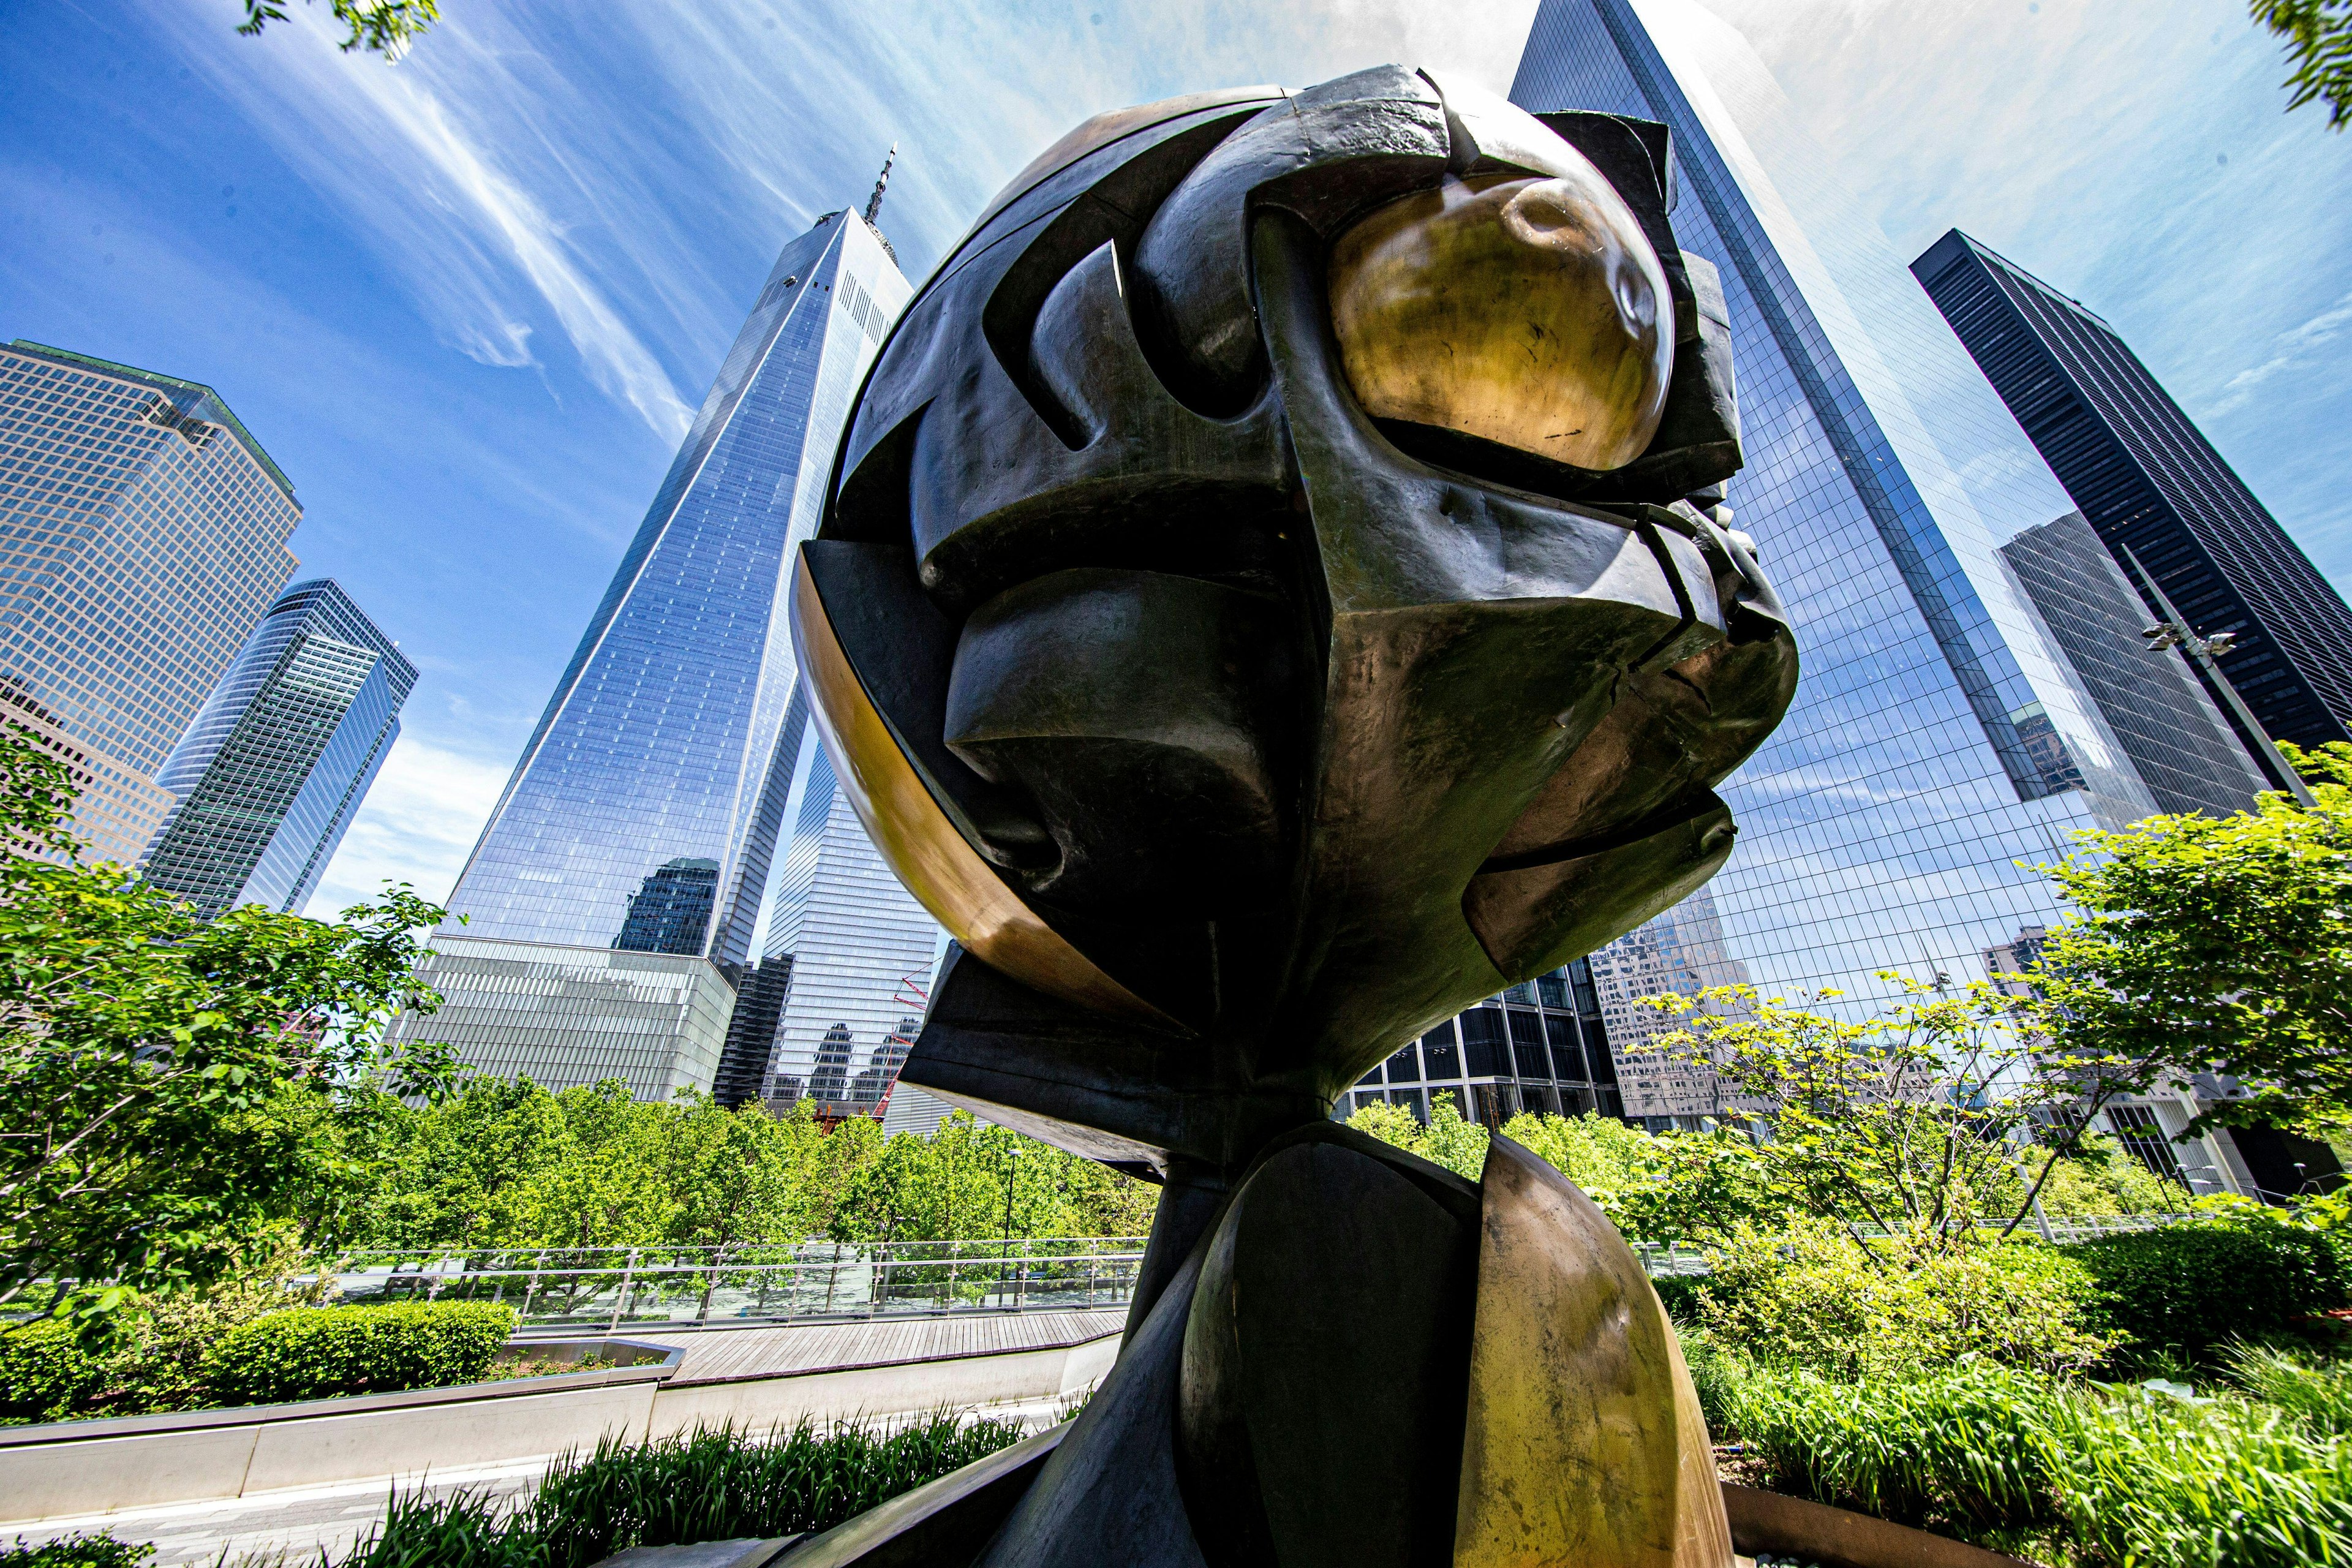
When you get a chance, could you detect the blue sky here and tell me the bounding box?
[1,0,2346,917]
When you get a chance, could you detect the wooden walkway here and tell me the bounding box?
[662,1310,1125,1387]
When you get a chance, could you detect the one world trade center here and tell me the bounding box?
[402,176,941,1103]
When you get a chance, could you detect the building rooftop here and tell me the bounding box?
[8,339,297,502]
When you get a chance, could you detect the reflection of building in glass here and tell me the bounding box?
[141,580,412,919]
[1341,959,1619,1129]
[1999,513,2268,818]
[1917,229,2352,753]
[0,342,301,864]
[850,1015,921,1115]
[1984,920,2337,1204]
[426,191,916,1096]
[752,729,943,1121]
[712,955,792,1108]
[389,933,736,1101]
[807,1022,855,1106]
[614,857,721,956]
[1981,924,2051,995]
[1585,886,1754,1128]
[1494,0,2172,1066]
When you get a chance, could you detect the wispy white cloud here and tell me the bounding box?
[2203,290,2352,416]
[156,1,693,442]
[301,733,511,917]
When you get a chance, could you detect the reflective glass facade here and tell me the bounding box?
[0,342,300,863]
[750,713,944,1118]
[141,579,413,918]
[437,208,943,1102]
[1502,0,2165,1045]
[2000,512,2267,818]
[445,211,910,966]
[389,934,736,1101]
[1916,229,2352,752]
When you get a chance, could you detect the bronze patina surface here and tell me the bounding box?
[785,62,1795,1568]
[1454,1135,1730,1568]
[1329,171,1672,472]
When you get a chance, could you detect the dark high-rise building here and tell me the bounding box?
[1914,228,2352,752]
[1340,958,1620,1129]
[2000,512,2268,818]
[712,954,792,1109]
[141,579,413,919]
[612,856,720,955]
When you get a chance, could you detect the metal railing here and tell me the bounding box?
[320,1208,2186,1318]
[1630,1210,2182,1280]
[320,1237,1148,1334]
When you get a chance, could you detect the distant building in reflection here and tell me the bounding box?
[613,857,721,956]
[1985,921,2343,1205]
[1585,886,1755,1129]
[1999,511,2268,818]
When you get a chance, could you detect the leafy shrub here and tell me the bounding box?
[1695,1220,2113,1378]
[101,1237,336,1415]
[2071,1214,2351,1365]
[2017,1132,2184,1220]
[0,1532,151,1568]
[345,1413,1025,1567]
[1650,1275,1703,1323]
[0,1321,108,1425]
[203,1301,517,1406]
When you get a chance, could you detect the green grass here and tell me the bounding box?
[1697,1337,2352,1566]
[343,1411,1025,1568]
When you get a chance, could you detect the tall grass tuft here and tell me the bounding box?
[344,1411,1025,1568]
[2231,1343,2352,1437]
[1705,1338,2352,1565]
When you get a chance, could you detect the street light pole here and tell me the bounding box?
[2118,545,2316,809]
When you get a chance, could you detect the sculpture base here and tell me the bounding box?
[788,1128,1729,1567]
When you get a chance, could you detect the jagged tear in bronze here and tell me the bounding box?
[789,66,1798,1567]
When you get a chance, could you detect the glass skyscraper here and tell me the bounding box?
[1500,0,2166,1075]
[141,578,414,919]
[1915,228,2352,753]
[431,192,940,1101]
[0,342,300,864]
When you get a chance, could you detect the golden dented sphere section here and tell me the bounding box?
[1329,168,1675,473]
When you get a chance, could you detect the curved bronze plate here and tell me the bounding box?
[791,553,1169,1025]
[1455,1134,1731,1568]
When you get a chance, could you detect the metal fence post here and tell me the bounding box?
[608,1248,639,1335]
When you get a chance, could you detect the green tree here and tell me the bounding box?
[2251,0,2352,129]
[0,734,450,1325]
[2030,742,2352,1139]
[1638,978,2146,1250]
[236,0,441,57]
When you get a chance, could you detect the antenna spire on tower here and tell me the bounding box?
[864,144,897,226]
